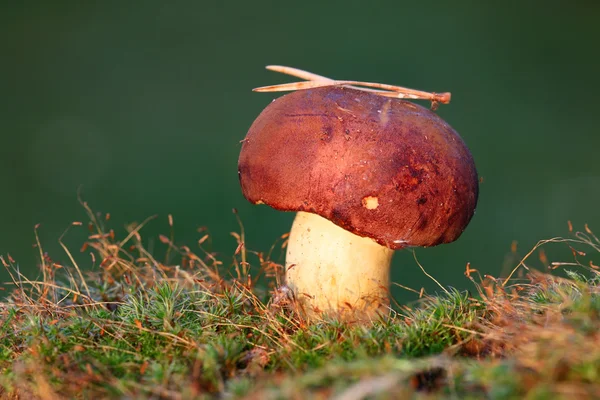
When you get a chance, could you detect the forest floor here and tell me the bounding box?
[1,204,599,399]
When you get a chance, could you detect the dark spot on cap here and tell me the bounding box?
[321,126,333,142]
[331,208,347,224]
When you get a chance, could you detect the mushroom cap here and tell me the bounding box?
[238,86,478,249]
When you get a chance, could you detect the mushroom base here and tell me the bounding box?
[285,211,394,320]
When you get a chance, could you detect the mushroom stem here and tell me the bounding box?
[285,211,394,319]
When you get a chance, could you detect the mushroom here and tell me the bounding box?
[238,86,478,319]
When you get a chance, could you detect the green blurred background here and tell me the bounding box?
[1,2,599,302]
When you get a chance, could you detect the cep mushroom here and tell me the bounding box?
[238,86,478,319]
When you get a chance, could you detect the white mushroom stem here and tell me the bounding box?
[285,211,394,318]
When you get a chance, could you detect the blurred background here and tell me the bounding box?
[1,2,599,303]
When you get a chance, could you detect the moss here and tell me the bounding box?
[1,207,600,398]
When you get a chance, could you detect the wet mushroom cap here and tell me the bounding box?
[238,86,479,249]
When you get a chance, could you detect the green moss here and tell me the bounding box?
[1,213,600,398]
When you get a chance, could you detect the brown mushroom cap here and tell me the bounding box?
[238,86,478,249]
